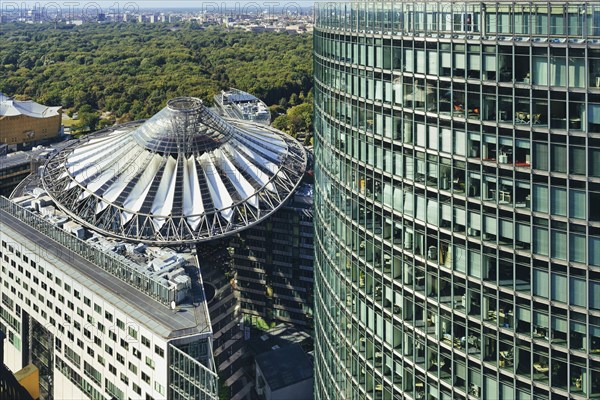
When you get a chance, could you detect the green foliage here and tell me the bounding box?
[218,378,229,400]
[74,110,100,132]
[272,89,313,137]
[268,104,285,117]
[271,114,290,132]
[0,23,312,121]
[255,317,270,331]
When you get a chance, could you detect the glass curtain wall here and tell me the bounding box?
[314,2,600,400]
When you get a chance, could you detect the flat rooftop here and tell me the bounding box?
[0,141,70,171]
[0,202,211,340]
[255,343,313,391]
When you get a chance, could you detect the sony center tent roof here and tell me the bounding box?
[41,97,306,244]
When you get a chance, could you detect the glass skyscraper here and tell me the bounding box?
[313,2,600,399]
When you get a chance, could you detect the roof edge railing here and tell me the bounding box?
[0,196,179,307]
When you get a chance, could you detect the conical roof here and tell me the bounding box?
[42,97,307,244]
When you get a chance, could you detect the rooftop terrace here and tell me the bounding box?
[0,195,211,339]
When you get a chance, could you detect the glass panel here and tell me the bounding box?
[551,274,567,303]
[551,144,566,172]
[169,341,218,399]
[440,128,452,153]
[570,277,586,307]
[469,250,481,278]
[590,148,600,177]
[569,234,586,264]
[533,185,548,213]
[533,227,549,256]
[590,237,600,267]
[533,142,548,170]
[533,269,549,299]
[551,187,567,216]
[532,56,548,85]
[453,245,466,273]
[569,190,586,219]
[569,57,586,88]
[569,146,586,174]
[551,230,567,260]
[550,57,566,86]
[590,281,600,310]
[454,130,466,156]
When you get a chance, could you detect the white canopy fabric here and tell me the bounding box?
[42,97,307,244]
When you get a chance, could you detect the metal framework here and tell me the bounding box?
[41,98,307,245]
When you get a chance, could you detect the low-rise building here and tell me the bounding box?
[0,94,62,149]
[255,343,313,400]
[0,142,70,197]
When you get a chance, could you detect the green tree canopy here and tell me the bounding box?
[0,23,313,122]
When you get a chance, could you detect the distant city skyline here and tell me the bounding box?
[2,0,320,21]
[14,0,322,9]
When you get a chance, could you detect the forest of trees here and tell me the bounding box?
[0,23,313,132]
[271,90,314,140]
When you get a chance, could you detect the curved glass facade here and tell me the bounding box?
[313,2,600,399]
